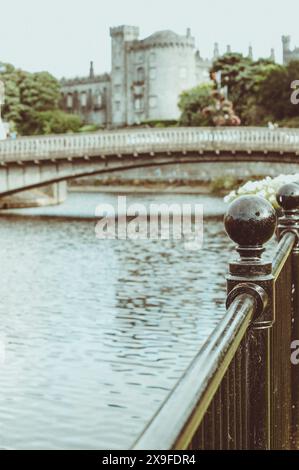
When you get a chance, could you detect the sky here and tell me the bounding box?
[1,0,299,78]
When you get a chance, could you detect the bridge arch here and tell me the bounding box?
[0,127,298,197]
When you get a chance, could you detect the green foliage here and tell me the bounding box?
[178,83,214,126]
[258,61,299,121]
[79,124,104,133]
[277,116,299,128]
[139,120,178,128]
[210,175,241,193]
[178,82,240,126]
[208,54,299,126]
[211,54,279,125]
[0,63,82,135]
[24,110,82,135]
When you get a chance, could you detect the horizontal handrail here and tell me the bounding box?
[272,231,296,280]
[132,293,256,450]
[135,184,299,450]
[0,127,299,162]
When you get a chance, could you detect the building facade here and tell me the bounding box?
[60,25,279,128]
[60,26,212,128]
[60,64,110,127]
[282,35,299,65]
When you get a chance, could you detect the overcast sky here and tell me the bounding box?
[1,0,299,78]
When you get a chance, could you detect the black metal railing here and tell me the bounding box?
[132,182,299,450]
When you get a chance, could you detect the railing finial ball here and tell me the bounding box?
[276,183,299,211]
[224,195,277,248]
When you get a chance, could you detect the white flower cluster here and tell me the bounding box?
[224,174,299,208]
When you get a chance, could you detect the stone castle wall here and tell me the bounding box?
[60,25,212,128]
[60,26,283,127]
[282,35,299,64]
[60,75,110,126]
[124,39,199,125]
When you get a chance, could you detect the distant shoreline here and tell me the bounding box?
[68,184,221,195]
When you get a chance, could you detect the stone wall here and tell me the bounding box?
[70,161,299,186]
[60,76,110,126]
[60,25,212,127]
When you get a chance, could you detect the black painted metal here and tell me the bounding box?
[132,294,256,449]
[276,183,299,448]
[187,191,298,450]
[225,195,276,449]
[133,185,299,450]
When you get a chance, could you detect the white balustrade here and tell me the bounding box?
[0,127,298,162]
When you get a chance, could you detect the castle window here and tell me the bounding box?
[67,94,73,109]
[95,93,102,109]
[180,67,187,79]
[149,52,156,64]
[115,84,121,94]
[136,67,145,82]
[115,101,121,111]
[149,67,156,80]
[149,96,157,109]
[134,97,144,112]
[80,92,87,107]
[136,52,144,63]
[133,85,143,97]
[114,66,121,80]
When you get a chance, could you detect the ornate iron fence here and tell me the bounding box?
[133,182,299,450]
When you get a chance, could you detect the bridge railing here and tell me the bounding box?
[132,183,299,450]
[0,127,299,162]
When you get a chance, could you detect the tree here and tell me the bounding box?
[0,63,82,135]
[178,83,214,126]
[210,53,280,125]
[27,110,82,135]
[210,53,252,95]
[178,82,240,127]
[258,60,299,121]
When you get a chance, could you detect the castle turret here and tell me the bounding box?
[281,35,299,65]
[226,44,231,54]
[282,35,291,64]
[213,42,219,60]
[248,45,253,60]
[282,35,291,52]
[270,48,275,62]
[110,25,140,126]
[89,61,94,79]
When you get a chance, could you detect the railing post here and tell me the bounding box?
[276,183,299,448]
[224,195,277,449]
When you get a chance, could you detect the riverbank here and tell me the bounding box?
[0,188,63,209]
[69,183,227,195]
[0,191,227,219]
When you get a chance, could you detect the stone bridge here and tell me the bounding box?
[0,126,299,196]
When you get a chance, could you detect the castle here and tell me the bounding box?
[60,26,213,128]
[60,25,277,128]
[282,36,299,65]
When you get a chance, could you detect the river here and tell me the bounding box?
[0,191,233,449]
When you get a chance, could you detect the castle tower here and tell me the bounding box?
[282,35,291,64]
[110,25,139,126]
[213,42,219,60]
[89,61,94,79]
[270,48,275,62]
[248,45,253,60]
[226,45,231,54]
[129,29,197,124]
